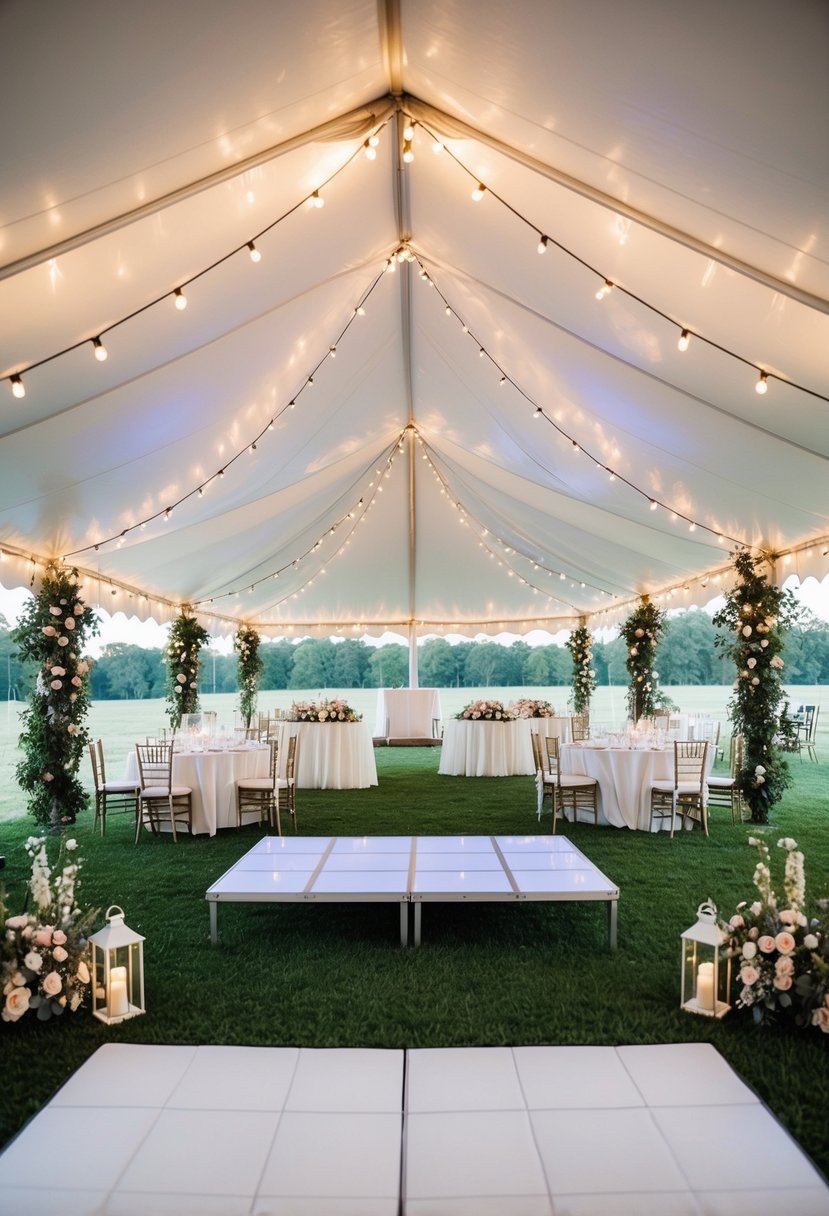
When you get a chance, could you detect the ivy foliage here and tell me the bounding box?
[620,597,666,721]
[164,611,211,729]
[565,625,596,715]
[713,549,800,822]
[11,566,99,829]
[234,623,263,727]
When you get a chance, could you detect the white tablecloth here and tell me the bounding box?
[374,688,442,738]
[529,716,573,746]
[439,720,535,777]
[277,721,378,789]
[559,742,713,832]
[124,745,271,836]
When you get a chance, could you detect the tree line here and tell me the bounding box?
[1,607,828,702]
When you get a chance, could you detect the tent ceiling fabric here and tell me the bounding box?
[1,0,827,637]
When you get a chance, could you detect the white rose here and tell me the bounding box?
[804,934,819,950]
[176,673,187,684]
[742,625,752,637]
[751,676,760,685]
[24,951,43,973]
[747,657,757,669]
[741,941,757,959]
[760,639,769,648]
[49,605,62,616]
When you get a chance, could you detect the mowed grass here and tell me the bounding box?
[0,729,827,1179]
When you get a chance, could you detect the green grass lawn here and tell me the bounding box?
[0,738,827,1178]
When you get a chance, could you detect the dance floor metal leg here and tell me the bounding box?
[400,902,408,947]
[413,903,422,947]
[209,902,218,945]
[608,899,618,949]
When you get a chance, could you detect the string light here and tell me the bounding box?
[677,328,690,352]
[471,182,486,201]
[756,371,769,395]
[10,375,24,399]
[537,235,549,254]
[402,140,414,163]
[92,337,108,362]
[363,139,377,161]
[595,279,613,301]
[174,288,187,311]
[402,120,414,141]
[247,241,262,263]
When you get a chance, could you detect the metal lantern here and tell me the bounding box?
[90,905,145,1025]
[680,898,732,1018]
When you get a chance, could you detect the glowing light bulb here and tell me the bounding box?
[402,140,414,163]
[537,235,548,254]
[649,500,658,511]
[247,241,262,263]
[368,133,380,148]
[402,120,414,140]
[471,182,486,201]
[174,288,187,310]
[677,328,690,352]
[756,371,769,395]
[311,190,324,208]
[364,140,377,160]
[595,280,613,301]
[10,375,25,399]
[92,337,108,361]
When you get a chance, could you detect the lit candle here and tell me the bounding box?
[108,965,129,1017]
[696,961,715,1012]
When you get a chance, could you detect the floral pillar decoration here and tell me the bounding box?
[234,623,263,728]
[712,549,798,823]
[565,622,596,716]
[164,609,210,730]
[620,596,665,722]
[12,565,98,829]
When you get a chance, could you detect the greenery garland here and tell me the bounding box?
[712,549,798,822]
[620,596,666,721]
[565,624,596,715]
[164,610,211,730]
[12,566,98,829]
[233,623,263,727]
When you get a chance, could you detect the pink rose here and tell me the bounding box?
[52,945,68,963]
[729,914,745,929]
[50,679,63,690]
[52,929,67,945]
[758,935,776,954]
[775,955,795,977]
[2,987,31,1022]
[740,965,759,986]
[58,636,69,646]
[778,909,797,925]
[773,974,792,991]
[748,927,759,940]
[42,971,62,997]
[6,914,30,930]
[64,617,76,630]
[49,605,62,616]
[33,927,53,947]
[775,931,796,955]
[813,1007,829,1033]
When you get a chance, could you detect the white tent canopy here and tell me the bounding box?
[1,0,827,640]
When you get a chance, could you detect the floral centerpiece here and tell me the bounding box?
[1,835,97,1023]
[455,699,515,721]
[164,609,211,730]
[725,836,828,1032]
[713,549,799,822]
[510,698,556,718]
[233,623,263,728]
[565,625,596,716]
[620,597,665,722]
[12,565,98,829]
[289,698,362,722]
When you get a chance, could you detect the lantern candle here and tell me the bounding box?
[108,966,129,1017]
[696,961,715,1012]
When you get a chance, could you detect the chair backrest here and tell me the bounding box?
[730,734,744,778]
[570,714,589,742]
[529,731,543,773]
[95,738,110,782]
[653,707,670,720]
[88,741,102,792]
[135,742,174,789]
[544,735,561,780]
[285,733,297,779]
[809,706,820,741]
[802,705,817,735]
[674,740,708,789]
[267,738,279,780]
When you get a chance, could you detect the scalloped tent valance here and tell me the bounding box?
[1,0,827,640]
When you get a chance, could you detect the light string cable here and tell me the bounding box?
[3,115,393,399]
[192,428,408,611]
[413,427,614,607]
[415,118,829,405]
[412,251,745,549]
[61,264,391,558]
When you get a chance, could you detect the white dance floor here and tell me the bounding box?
[206,835,619,948]
[0,1042,827,1215]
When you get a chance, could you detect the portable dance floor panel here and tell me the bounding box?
[2,1042,827,1215]
[205,834,619,947]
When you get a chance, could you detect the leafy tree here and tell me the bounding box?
[463,641,511,687]
[523,646,554,685]
[0,620,36,700]
[289,638,337,690]
[97,643,163,699]
[565,625,596,715]
[260,639,295,690]
[366,644,408,688]
[332,639,369,688]
[419,638,463,687]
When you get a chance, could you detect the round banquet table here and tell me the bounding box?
[277,721,378,789]
[559,742,712,832]
[123,744,271,836]
[439,719,535,777]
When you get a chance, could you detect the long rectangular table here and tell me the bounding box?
[206,834,619,948]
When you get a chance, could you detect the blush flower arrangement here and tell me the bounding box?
[1,835,98,1024]
[164,610,211,730]
[509,698,556,718]
[233,623,263,728]
[725,836,828,1032]
[455,699,515,721]
[289,698,362,722]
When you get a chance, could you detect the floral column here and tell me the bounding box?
[164,610,210,730]
[234,623,263,728]
[712,549,798,822]
[12,565,98,829]
[620,596,665,722]
[565,623,596,716]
